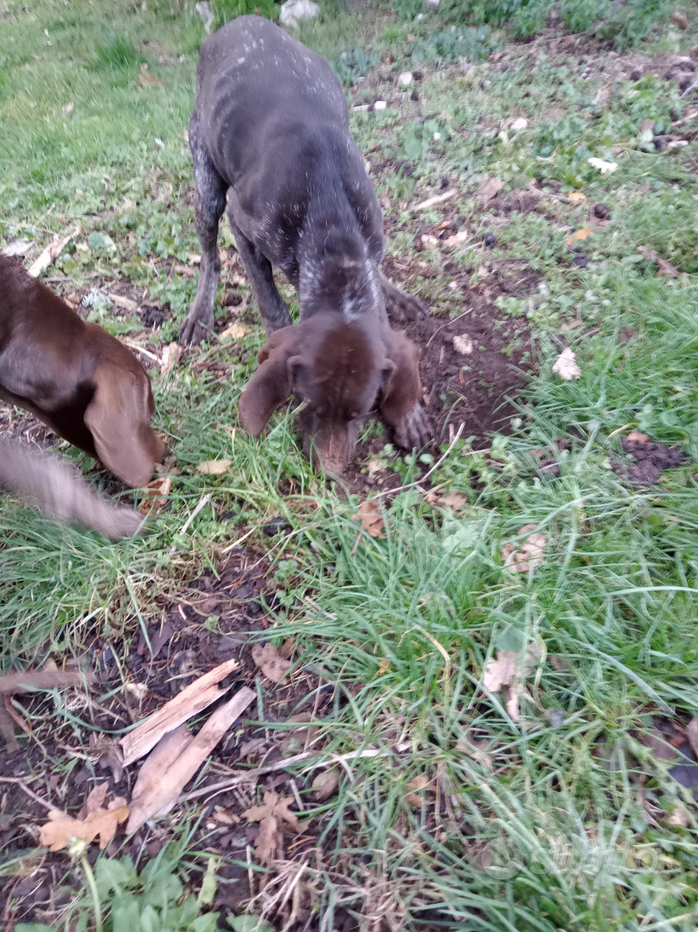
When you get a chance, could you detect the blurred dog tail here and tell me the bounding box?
[0,438,143,540]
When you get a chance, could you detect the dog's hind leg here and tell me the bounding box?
[227,216,292,334]
[180,113,228,345]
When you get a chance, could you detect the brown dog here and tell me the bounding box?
[0,255,164,488]
[238,313,422,474]
[182,17,430,473]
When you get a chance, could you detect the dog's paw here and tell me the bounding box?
[387,290,429,323]
[380,273,429,322]
[392,403,432,450]
[179,313,212,346]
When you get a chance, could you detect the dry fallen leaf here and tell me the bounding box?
[404,774,432,808]
[665,805,689,828]
[453,334,474,355]
[483,653,517,693]
[483,644,542,722]
[445,230,469,247]
[160,342,183,377]
[479,176,505,200]
[439,491,468,512]
[639,729,678,761]
[220,322,251,342]
[456,734,493,771]
[626,431,651,443]
[567,191,586,203]
[77,782,109,821]
[476,264,490,279]
[243,792,299,864]
[137,63,162,86]
[637,246,679,277]
[251,643,292,683]
[501,523,547,574]
[138,477,171,516]
[565,226,593,246]
[196,459,232,476]
[40,802,129,852]
[312,768,340,801]
[671,10,688,28]
[352,499,386,539]
[28,226,80,277]
[552,347,581,381]
[587,157,618,174]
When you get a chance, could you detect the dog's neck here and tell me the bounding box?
[296,211,385,323]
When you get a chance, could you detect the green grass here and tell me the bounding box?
[3,0,698,928]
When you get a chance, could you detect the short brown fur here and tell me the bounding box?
[0,256,164,487]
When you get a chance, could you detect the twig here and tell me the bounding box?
[122,341,159,363]
[425,310,471,348]
[169,494,212,554]
[679,84,698,101]
[179,493,213,535]
[373,423,465,499]
[412,189,458,212]
[180,742,412,803]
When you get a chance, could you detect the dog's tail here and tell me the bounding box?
[0,438,143,539]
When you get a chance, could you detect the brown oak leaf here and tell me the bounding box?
[39,801,129,852]
[352,499,386,538]
[243,792,298,863]
[251,643,291,683]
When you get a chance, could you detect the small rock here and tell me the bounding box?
[547,709,565,728]
[279,0,319,26]
[262,517,293,537]
[483,233,497,247]
[671,10,688,29]
[453,334,474,355]
[510,117,528,131]
[398,71,412,86]
[373,100,387,111]
[593,203,610,220]
[433,131,441,141]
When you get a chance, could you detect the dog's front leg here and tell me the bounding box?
[392,402,432,451]
[180,117,227,345]
[227,217,292,335]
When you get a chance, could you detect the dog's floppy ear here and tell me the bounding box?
[84,360,162,487]
[380,329,423,428]
[238,326,302,436]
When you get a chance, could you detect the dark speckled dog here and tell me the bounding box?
[179,15,430,474]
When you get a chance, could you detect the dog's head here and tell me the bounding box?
[84,326,165,487]
[238,313,422,475]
